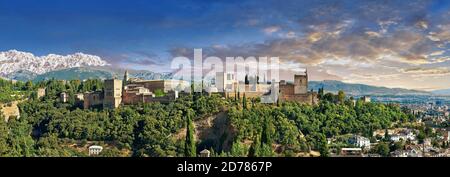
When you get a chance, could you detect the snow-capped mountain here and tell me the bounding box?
[0,50,108,76]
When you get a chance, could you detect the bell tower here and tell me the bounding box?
[123,70,129,85]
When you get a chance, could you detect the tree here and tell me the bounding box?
[248,135,261,157]
[230,141,248,157]
[99,148,123,157]
[417,131,426,144]
[318,141,329,157]
[30,91,38,100]
[261,117,273,145]
[184,109,196,157]
[424,126,433,137]
[375,143,390,157]
[0,112,9,156]
[322,93,335,103]
[259,143,275,157]
[391,140,405,151]
[337,90,345,104]
[24,81,33,91]
[318,87,324,99]
[154,89,165,97]
[384,129,390,141]
[242,93,247,110]
[7,119,36,157]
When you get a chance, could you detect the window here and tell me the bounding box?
[227,74,232,80]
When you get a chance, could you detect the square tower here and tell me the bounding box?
[294,74,308,94]
[103,79,123,109]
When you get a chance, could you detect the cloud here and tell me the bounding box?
[429,50,445,56]
[263,26,281,35]
[401,67,450,76]
[165,0,450,89]
[365,31,381,38]
[415,20,429,30]
[281,31,296,39]
[102,50,165,68]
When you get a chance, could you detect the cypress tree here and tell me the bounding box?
[242,93,247,110]
[248,134,261,157]
[384,128,390,141]
[318,87,324,99]
[261,117,272,145]
[185,110,196,157]
[237,91,240,100]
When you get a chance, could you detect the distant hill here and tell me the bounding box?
[6,70,37,81]
[33,67,114,82]
[309,80,430,96]
[431,89,450,96]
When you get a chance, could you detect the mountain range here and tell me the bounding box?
[0,50,107,76]
[308,80,431,96]
[431,89,450,96]
[0,50,172,82]
[1,50,449,96]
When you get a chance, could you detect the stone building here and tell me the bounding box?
[278,71,318,105]
[128,80,189,93]
[213,70,318,105]
[82,69,318,108]
[37,88,46,99]
[122,84,154,105]
[83,91,103,109]
[83,72,187,109]
[103,79,123,109]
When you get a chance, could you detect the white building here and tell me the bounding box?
[199,149,211,157]
[88,145,103,156]
[60,92,69,103]
[75,93,84,101]
[349,135,371,149]
[407,149,423,157]
[390,130,415,142]
[362,96,371,103]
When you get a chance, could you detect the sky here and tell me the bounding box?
[0,0,450,91]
